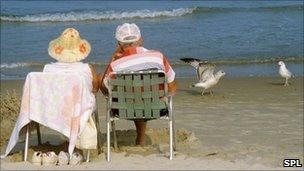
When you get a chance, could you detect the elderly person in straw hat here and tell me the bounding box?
[45,28,99,94]
[100,23,177,146]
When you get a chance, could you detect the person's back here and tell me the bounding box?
[100,46,176,94]
[100,23,176,146]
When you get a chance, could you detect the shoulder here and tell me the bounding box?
[138,47,162,54]
[82,63,95,72]
[43,62,57,72]
[138,47,165,59]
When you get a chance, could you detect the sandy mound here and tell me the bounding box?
[0,91,20,148]
[1,90,200,163]
[3,128,200,162]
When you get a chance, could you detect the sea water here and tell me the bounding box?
[1,1,303,79]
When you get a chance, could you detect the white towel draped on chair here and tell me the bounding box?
[1,70,96,158]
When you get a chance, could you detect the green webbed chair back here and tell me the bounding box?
[109,71,168,119]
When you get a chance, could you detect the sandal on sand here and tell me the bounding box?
[69,152,83,165]
[42,151,58,166]
[58,151,69,166]
[31,151,42,166]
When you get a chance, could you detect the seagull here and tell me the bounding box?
[278,61,294,86]
[180,58,226,96]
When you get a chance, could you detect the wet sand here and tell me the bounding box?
[0,76,303,170]
[175,77,303,167]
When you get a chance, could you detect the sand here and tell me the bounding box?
[0,76,303,170]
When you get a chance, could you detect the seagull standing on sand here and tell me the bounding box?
[180,58,226,96]
[278,61,294,86]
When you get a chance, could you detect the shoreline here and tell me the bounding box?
[1,76,303,170]
[1,60,304,80]
[1,76,303,93]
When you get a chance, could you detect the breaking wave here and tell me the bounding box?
[0,62,41,69]
[1,4,302,23]
[195,4,303,13]
[0,7,196,22]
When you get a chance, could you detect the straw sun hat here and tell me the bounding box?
[48,28,91,63]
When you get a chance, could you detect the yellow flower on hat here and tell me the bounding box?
[48,28,91,63]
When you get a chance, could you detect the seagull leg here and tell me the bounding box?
[210,90,214,96]
[284,78,289,86]
[201,89,205,96]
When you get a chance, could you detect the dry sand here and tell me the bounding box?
[0,76,303,170]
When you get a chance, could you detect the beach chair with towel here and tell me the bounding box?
[105,70,176,161]
[1,72,102,162]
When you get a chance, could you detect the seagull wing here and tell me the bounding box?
[180,58,202,68]
[199,64,215,82]
[286,68,294,77]
[180,58,209,80]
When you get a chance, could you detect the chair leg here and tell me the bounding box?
[172,115,177,151]
[107,120,111,162]
[24,125,30,162]
[86,150,90,162]
[111,121,118,150]
[168,96,174,159]
[94,110,102,154]
[169,120,173,160]
[36,123,42,145]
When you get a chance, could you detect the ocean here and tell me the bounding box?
[1,0,303,79]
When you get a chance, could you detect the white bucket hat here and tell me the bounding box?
[115,23,141,43]
[48,28,91,63]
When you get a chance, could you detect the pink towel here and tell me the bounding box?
[1,72,95,158]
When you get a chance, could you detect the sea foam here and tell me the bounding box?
[1,7,196,22]
[0,62,31,69]
[1,4,302,22]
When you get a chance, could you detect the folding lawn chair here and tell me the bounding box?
[105,70,176,161]
[21,72,102,162]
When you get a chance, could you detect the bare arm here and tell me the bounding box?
[88,64,99,95]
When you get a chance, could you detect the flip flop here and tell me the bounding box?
[58,151,69,165]
[42,151,58,166]
[69,152,83,165]
[31,151,42,166]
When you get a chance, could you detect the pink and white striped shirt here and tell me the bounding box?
[101,46,176,94]
[106,47,175,82]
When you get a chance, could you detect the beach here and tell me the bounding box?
[1,1,303,79]
[1,1,303,170]
[1,76,303,170]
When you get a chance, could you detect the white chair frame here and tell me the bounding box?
[23,109,101,162]
[105,70,176,162]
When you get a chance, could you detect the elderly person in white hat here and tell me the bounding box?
[45,28,99,94]
[100,23,176,146]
